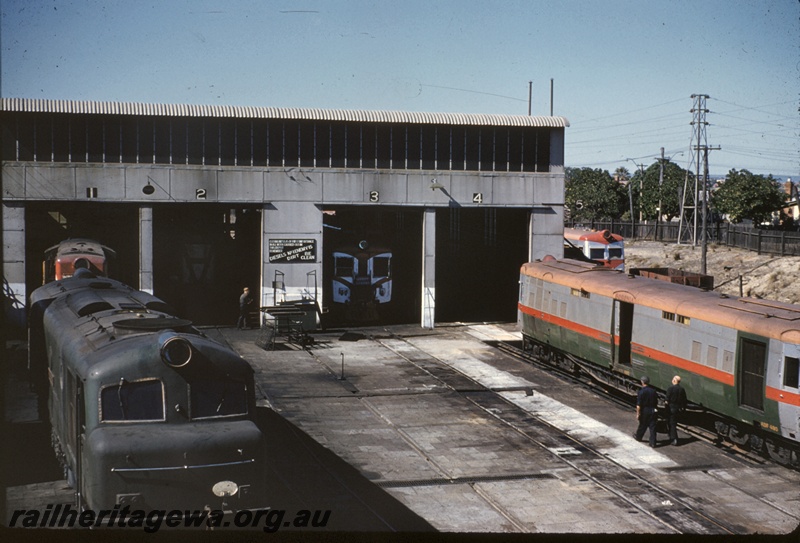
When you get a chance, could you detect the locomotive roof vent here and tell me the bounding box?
[115,317,192,331]
[159,332,193,368]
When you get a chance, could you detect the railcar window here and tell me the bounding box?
[571,288,590,299]
[707,345,719,369]
[662,311,676,321]
[190,380,248,419]
[785,356,800,388]
[100,379,165,422]
[372,256,390,278]
[334,256,355,277]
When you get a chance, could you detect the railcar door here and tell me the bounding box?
[738,336,767,412]
[612,300,634,366]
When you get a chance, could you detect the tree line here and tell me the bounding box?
[565,163,790,227]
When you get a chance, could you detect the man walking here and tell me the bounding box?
[666,375,688,445]
[634,375,659,447]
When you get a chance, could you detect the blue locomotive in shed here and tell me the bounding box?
[28,270,266,511]
[332,240,392,321]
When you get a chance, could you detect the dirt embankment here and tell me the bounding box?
[624,241,800,305]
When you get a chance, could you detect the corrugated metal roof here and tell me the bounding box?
[0,98,569,127]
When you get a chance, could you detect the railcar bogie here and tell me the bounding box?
[518,257,800,467]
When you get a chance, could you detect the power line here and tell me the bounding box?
[571,96,687,124]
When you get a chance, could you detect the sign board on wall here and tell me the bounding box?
[268,239,317,263]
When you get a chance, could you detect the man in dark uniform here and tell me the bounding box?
[237,287,253,329]
[665,375,688,445]
[634,375,659,447]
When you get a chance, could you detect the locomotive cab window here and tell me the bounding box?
[100,378,165,422]
[589,248,605,260]
[608,248,623,258]
[190,380,248,419]
[372,256,391,278]
[334,255,356,277]
[785,356,800,389]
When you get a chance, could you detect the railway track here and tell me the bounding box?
[369,328,797,535]
[490,338,796,470]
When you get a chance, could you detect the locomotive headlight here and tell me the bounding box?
[212,480,239,498]
[159,333,193,368]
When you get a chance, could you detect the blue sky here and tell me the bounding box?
[1,0,798,178]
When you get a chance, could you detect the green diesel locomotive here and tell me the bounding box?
[29,270,266,511]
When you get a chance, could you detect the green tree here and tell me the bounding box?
[713,169,786,224]
[613,167,630,183]
[565,167,627,222]
[638,160,694,221]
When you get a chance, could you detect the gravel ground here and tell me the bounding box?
[623,240,800,305]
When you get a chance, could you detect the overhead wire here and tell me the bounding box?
[566,96,797,175]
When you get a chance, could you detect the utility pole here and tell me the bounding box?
[654,148,684,242]
[528,81,532,116]
[626,158,646,237]
[679,94,718,252]
[657,147,665,241]
[700,143,720,274]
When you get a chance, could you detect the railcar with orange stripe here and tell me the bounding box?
[563,228,624,270]
[518,257,800,467]
[42,238,116,284]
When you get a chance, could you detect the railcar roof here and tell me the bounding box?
[563,228,623,244]
[44,238,117,259]
[521,259,800,343]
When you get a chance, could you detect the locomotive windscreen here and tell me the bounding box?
[190,380,248,419]
[373,256,390,277]
[100,379,165,421]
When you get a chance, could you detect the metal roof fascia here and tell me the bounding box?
[0,98,569,127]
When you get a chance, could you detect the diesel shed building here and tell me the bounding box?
[1,98,568,331]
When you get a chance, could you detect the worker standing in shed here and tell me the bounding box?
[237,287,253,329]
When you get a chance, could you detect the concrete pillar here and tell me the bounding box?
[2,202,26,335]
[139,205,153,294]
[421,207,436,328]
[261,202,322,309]
[529,206,565,263]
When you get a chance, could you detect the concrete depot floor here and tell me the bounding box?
[4,322,800,538]
[213,322,800,535]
